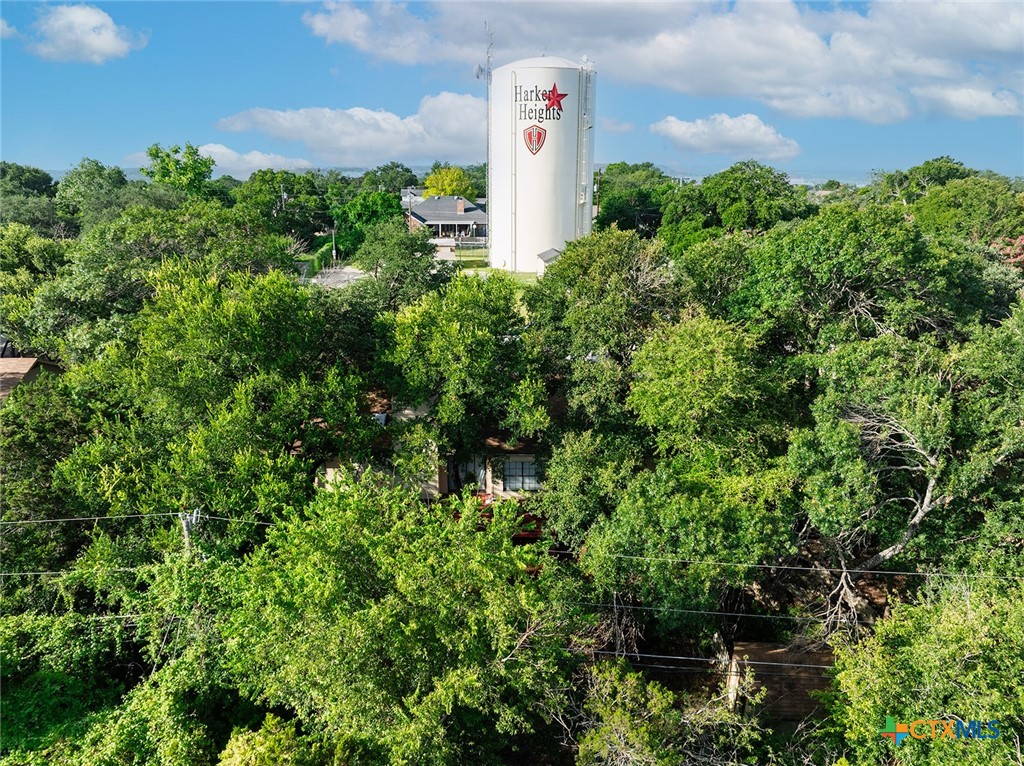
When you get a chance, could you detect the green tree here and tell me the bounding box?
[54,158,129,231]
[526,228,684,428]
[352,217,455,312]
[0,162,63,236]
[0,371,94,580]
[911,175,1024,245]
[870,155,975,206]
[594,162,673,237]
[387,272,549,454]
[8,267,373,586]
[574,661,766,766]
[526,231,698,550]
[0,161,57,197]
[787,318,1024,627]
[657,181,718,253]
[324,173,358,212]
[360,161,418,196]
[670,233,753,317]
[576,661,681,765]
[829,581,1024,766]
[697,160,810,232]
[422,165,478,199]
[537,429,643,548]
[463,163,487,197]
[218,714,327,766]
[209,174,242,198]
[142,143,216,198]
[126,268,367,433]
[627,310,775,462]
[0,262,386,763]
[582,457,794,633]
[112,178,185,213]
[232,169,330,243]
[0,223,70,275]
[731,203,1017,352]
[659,161,812,256]
[0,554,257,766]
[332,189,402,257]
[0,194,63,237]
[0,202,297,363]
[224,477,586,765]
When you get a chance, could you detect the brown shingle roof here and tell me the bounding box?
[0,358,42,402]
[728,642,834,722]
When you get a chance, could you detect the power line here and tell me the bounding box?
[597,553,1024,581]
[4,612,172,622]
[587,649,834,670]
[0,513,276,577]
[201,515,275,527]
[0,567,142,578]
[0,512,275,528]
[5,519,1020,585]
[624,661,830,680]
[0,513,181,527]
[575,601,863,625]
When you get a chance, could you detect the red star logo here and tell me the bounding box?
[545,83,567,111]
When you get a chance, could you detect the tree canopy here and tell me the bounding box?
[2,152,1022,766]
[422,165,478,199]
[659,160,812,254]
[360,161,418,196]
[594,162,674,237]
[142,143,216,198]
[0,162,63,236]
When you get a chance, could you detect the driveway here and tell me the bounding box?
[308,265,367,289]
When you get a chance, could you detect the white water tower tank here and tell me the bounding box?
[488,56,596,274]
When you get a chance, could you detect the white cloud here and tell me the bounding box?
[121,151,151,169]
[197,144,313,179]
[301,0,1023,123]
[651,113,801,161]
[760,85,913,123]
[912,84,1023,119]
[302,2,434,66]
[28,4,147,64]
[601,117,634,134]
[1,18,17,39]
[218,92,486,166]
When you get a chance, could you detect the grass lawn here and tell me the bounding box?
[462,266,539,285]
[454,248,489,269]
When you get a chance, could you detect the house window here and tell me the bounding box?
[503,459,539,492]
[457,459,487,489]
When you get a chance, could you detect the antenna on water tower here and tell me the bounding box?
[479,22,494,256]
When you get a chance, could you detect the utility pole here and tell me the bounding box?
[613,590,621,657]
[179,508,201,557]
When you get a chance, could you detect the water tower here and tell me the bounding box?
[488,57,596,274]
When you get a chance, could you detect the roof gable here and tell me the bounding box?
[411,195,486,224]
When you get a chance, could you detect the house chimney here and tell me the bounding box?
[457,197,465,214]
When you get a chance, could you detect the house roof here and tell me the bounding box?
[0,358,43,402]
[729,642,834,721]
[411,196,487,226]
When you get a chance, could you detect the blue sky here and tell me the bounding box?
[2,1,1022,183]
